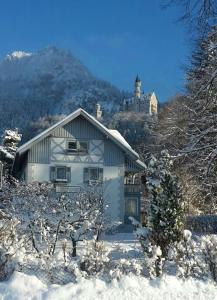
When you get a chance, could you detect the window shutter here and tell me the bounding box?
[83,168,89,183]
[50,166,56,182]
[99,168,103,181]
[66,167,71,183]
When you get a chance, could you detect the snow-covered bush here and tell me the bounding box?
[80,239,110,276]
[109,258,143,280]
[171,230,204,279]
[0,177,107,283]
[130,217,163,278]
[79,236,143,280]
[202,236,217,282]
[3,182,104,260]
[0,210,22,280]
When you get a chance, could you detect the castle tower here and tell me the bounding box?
[134,75,141,99]
[149,92,158,115]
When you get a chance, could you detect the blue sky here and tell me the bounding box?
[0,0,189,102]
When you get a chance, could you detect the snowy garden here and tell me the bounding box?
[0,133,217,299]
[0,234,217,300]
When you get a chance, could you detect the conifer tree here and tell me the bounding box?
[147,150,185,256]
[0,129,21,174]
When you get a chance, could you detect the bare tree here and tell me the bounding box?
[162,0,217,36]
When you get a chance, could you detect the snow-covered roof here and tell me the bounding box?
[108,129,132,150]
[17,109,145,168]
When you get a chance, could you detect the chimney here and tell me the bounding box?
[95,103,102,120]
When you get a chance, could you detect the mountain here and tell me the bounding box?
[0,47,129,140]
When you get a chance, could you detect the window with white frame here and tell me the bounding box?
[83,167,103,184]
[67,140,88,154]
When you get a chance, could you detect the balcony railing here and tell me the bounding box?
[55,185,82,193]
[124,184,141,194]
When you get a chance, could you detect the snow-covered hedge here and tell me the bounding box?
[186,215,217,234]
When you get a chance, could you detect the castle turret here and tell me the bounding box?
[134,75,141,99]
[149,91,158,115]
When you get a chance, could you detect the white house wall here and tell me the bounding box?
[26,162,123,223]
[27,162,103,186]
[27,163,49,183]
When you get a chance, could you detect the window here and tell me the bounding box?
[67,141,78,152]
[67,140,88,154]
[56,166,67,181]
[50,166,71,183]
[79,141,88,154]
[125,198,138,217]
[89,168,98,180]
[83,167,103,184]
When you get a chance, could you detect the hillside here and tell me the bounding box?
[0,47,129,140]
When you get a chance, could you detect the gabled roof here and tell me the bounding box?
[17,109,145,169]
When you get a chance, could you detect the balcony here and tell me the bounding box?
[124,184,141,194]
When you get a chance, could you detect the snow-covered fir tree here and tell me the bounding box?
[146,150,185,256]
[0,129,21,173]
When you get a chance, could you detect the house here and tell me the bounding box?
[13,108,146,224]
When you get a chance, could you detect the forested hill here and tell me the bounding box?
[0,47,129,139]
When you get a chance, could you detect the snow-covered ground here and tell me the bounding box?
[0,233,216,300]
[0,271,217,300]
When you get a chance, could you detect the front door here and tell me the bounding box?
[125,197,139,224]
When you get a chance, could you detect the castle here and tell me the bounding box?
[122,76,158,115]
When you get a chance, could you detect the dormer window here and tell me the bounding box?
[79,141,88,154]
[67,140,88,155]
[67,141,77,153]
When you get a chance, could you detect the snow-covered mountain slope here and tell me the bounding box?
[0,47,129,139]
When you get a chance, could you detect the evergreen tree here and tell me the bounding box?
[147,150,185,256]
[0,129,21,174]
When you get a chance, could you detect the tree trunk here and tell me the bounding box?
[71,238,77,257]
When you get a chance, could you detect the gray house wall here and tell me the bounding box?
[28,137,51,164]
[52,116,104,139]
[104,139,124,166]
